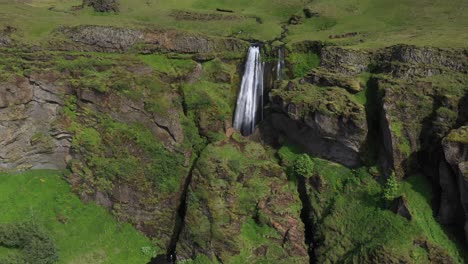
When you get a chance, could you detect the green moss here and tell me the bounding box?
[272,80,366,123]
[278,143,465,263]
[446,126,468,144]
[182,140,306,263]
[288,52,320,78]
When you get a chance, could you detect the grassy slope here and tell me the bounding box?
[0,0,466,47]
[278,144,465,263]
[288,0,468,48]
[0,170,154,264]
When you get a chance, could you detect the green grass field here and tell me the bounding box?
[0,170,154,264]
[0,0,466,47]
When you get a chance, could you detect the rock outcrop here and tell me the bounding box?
[0,74,72,170]
[176,138,309,263]
[57,25,249,54]
[270,80,368,167]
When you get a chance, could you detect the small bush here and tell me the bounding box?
[293,154,314,178]
[383,172,400,201]
[0,222,58,264]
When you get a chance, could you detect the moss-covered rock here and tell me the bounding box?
[176,138,308,263]
[269,79,368,167]
[56,25,249,56]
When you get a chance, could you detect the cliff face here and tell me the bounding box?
[439,127,468,242]
[0,75,72,170]
[56,25,249,55]
[270,80,367,167]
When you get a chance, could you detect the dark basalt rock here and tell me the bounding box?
[391,196,412,220]
[57,25,249,55]
[441,126,468,242]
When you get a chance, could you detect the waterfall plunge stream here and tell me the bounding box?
[233,46,264,136]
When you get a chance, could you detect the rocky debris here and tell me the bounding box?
[83,0,120,12]
[57,25,249,54]
[270,81,368,167]
[0,75,72,170]
[440,126,468,242]
[176,139,309,263]
[390,196,412,220]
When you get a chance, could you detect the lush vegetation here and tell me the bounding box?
[180,138,307,263]
[383,172,400,201]
[0,170,154,263]
[278,144,465,263]
[288,52,320,78]
[293,154,314,178]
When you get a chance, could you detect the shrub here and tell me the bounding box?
[0,222,58,264]
[293,154,314,178]
[383,172,400,201]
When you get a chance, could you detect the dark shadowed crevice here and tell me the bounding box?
[148,154,201,264]
[297,176,316,264]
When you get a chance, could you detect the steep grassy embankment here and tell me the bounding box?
[0,170,154,263]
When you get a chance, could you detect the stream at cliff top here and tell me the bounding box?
[233,46,264,136]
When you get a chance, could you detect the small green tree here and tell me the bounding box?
[293,154,314,178]
[383,172,400,201]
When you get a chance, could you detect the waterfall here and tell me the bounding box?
[233,46,264,136]
[277,48,285,80]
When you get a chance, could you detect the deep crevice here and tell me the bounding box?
[297,176,316,264]
[148,154,199,264]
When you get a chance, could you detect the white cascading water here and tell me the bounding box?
[233,46,264,136]
[277,48,285,80]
